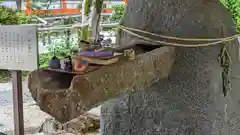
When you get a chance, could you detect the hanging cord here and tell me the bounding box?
[118,25,238,47]
[219,44,232,97]
[119,25,240,42]
[118,25,237,96]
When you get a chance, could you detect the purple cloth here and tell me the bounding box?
[79,51,113,57]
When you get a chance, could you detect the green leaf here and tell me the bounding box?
[109,4,125,22]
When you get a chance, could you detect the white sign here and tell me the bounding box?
[0,25,39,71]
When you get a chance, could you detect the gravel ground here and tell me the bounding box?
[0,81,51,134]
[0,81,101,135]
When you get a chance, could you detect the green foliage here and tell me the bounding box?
[0,6,32,24]
[0,5,32,82]
[0,70,10,82]
[0,5,77,82]
[39,37,78,68]
[109,4,125,22]
[221,0,240,31]
[0,36,78,81]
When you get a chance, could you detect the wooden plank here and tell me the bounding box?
[12,71,24,135]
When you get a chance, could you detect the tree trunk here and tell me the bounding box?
[89,0,103,44]
[81,0,91,46]
[16,0,22,10]
[101,0,240,134]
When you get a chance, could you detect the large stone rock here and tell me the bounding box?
[28,47,175,123]
[100,0,240,134]
[39,112,100,135]
[63,113,100,134]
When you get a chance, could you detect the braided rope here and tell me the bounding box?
[118,25,237,96]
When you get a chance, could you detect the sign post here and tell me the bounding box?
[0,25,38,135]
[12,70,24,135]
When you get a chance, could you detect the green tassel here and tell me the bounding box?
[219,45,232,97]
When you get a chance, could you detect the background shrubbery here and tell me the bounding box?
[0,5,79,82]
[39,37,78,68]
[221,0,240,31]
